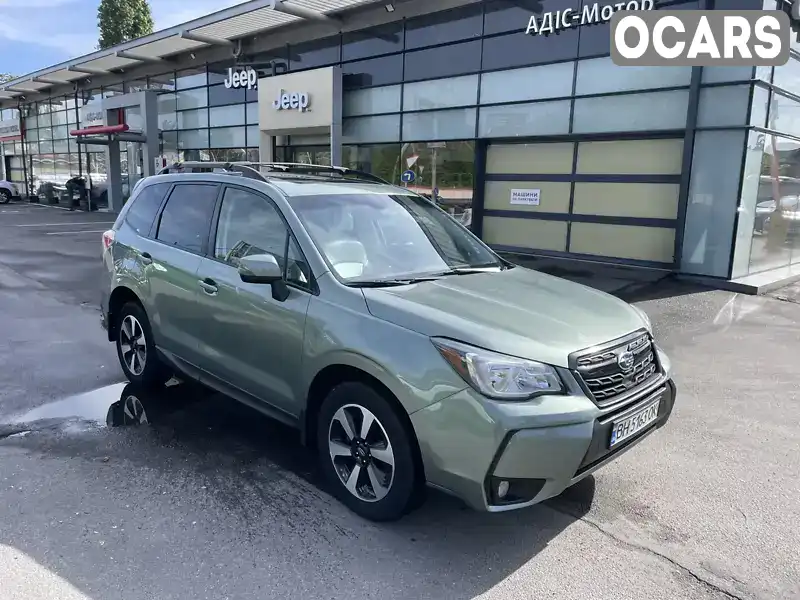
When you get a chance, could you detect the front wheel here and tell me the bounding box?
[317,382,421,522]
[115,302,171,388]
[0,189,11,204]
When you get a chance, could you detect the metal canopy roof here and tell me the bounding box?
[0,0,381,102]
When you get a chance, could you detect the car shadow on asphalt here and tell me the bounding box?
[0,379,598,599]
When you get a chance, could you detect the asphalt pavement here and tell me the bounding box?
[0,201,798,600]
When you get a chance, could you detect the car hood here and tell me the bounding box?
[362,266,647,368]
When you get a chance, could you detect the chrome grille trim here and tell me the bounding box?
[569,329,663,407]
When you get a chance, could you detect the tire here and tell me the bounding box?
[0,189,10,204]
[115,301,171,388]
[317,382,421,522]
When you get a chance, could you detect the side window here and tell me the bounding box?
[156,184,219,253]
[215,187,312,289]
[286,236,311,287]
[123,182,172,236]
[215,187,287,265]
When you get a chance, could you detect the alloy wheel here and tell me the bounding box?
[119,315,147,376]
[122,394,148,425]
[328,404,395,503]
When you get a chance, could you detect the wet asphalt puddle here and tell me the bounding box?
[0,379,598,522]
[0,379,322,488]
[0,379,188,439]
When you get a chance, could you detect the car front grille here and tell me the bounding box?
[573,332,661,407]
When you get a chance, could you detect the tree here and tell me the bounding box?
[97,0,154,50]
[0,73,15,84]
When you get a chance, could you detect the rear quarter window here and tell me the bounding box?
[116,182,172,236]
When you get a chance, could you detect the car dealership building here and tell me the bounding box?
[1,0,800,291]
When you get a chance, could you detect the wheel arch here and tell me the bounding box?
[303,361,426,484]
[107,285,145,342]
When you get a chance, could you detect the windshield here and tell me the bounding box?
[288,193,503,282]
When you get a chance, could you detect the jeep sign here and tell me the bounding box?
[272,89,310,112]
[223,67,258,90]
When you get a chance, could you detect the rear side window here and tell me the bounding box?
[118,182,171,235]
[156,183,219,254]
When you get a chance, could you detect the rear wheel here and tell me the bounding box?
[0,189,11,204]
[115,302,171,388]
[317,382,421,522]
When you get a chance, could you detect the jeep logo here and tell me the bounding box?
[272,89,310,112]
[223,67,258,91]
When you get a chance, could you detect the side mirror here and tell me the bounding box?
[238,254,282,284]
[238,253,290,302]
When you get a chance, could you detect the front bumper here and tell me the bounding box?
[411,356,676,512]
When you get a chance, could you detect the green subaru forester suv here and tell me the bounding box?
[101,162,676,522]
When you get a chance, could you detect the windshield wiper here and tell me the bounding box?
[348,277,440,288]
[431,266,502,277]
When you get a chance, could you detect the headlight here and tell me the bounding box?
[632,305,652,332]
[432,338,564,400]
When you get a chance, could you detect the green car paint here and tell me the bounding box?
[101,171,675,517]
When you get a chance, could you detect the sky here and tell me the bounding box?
[0,0,247,77]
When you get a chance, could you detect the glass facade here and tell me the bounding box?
[0,0,781,283]
[728,0,800,280]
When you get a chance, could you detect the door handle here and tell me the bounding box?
[140,252,152,265]
[198,278,218,295]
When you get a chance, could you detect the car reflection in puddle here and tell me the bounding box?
[3,378,319,483]
[105,379,201,428]
[5,378,204,432]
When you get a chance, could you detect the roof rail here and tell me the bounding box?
[157,161,265,181]
[156,161,390,185]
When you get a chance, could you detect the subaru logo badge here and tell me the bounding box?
[617,351,635,372]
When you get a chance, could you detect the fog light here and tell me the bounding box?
[497,480,510,499]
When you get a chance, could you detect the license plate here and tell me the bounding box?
[609,399,660,448]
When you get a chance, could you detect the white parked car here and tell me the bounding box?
[0,179,19,204]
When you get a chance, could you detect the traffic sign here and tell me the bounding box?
[401,170,416,183]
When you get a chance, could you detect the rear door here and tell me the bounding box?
[194,185,313,416]
[142,182,220,366]
[105,180,172,302]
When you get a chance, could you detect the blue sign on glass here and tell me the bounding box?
[401,170,416,183]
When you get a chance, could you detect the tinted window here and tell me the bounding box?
[215,187,287,266]
[404,40,482,82]
[342,55,404,89]
[578,18,613,58]
[483,29,578,70]
[208,84,246,107]
[207,65,229,86]
[578,0,699,57]
[289,36,341,71]
[485,0,578,35]
[286,236,312,288]
[405,5,483,49]
[124,182,171,236]
[342,22,403,62]
[156,184,219,253]
[711,0,760,8]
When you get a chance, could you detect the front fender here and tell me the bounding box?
[301,293,469,416]
[307,349,411,408]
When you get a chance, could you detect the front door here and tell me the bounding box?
[194,185,313,417]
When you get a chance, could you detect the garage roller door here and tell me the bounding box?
[481,138,684,266]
